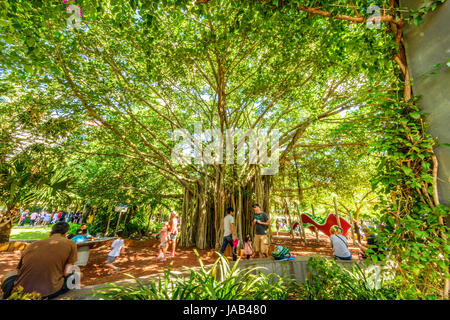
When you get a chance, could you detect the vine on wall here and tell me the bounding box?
[370,97,449,299]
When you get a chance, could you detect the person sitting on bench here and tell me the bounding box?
[1,222,79,299]
[329,226,352,261]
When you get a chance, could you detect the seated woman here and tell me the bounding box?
[329,226,352,260]
[72,229,88,243]
[80,224,95,240]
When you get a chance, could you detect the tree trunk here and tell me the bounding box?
[179,171,273,249]
[0,222,13,243]
[284,200,294,240]
[145,206,153,234]
[0,207,19,243]
[354,207,362,242]
[346,209,356,245]
[124,205,135,226]
[295,201,307,244]
[105,205,113,236]
[354,221,361,242]
[333,196,341,228]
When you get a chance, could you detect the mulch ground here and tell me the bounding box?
[272,233,362,258]
[0,233,363,291]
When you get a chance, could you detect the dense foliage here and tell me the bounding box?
[93,251,297,300]
[300,256,399,300]
[0,0,448,299]
[370,99,449,299]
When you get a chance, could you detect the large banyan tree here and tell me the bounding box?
[1,0,397,248]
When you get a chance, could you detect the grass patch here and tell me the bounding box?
[10,227,51,240]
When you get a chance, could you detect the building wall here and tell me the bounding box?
[401,0,450,206]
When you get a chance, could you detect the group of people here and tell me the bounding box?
[1,221,129,299]
[275,218,288,236]
[18,209,83,227]
[219,204,270,261]
[152,211,179,261]
[329,223,385,261]
[1,206,268,300]
[68,224,95,243]
[1,204,383,300]
[2,222,79,300]
[275,219,302,237]
[218,205,370,262]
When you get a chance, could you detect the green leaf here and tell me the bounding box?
[409,112,421,119]
[401,166,413,176]
[414,16,423,26]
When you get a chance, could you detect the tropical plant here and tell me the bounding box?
[0,155,77,242]
[299,256,398,300]
[6,286,43,300]
[0,158,41,242]
[93,250,296,300]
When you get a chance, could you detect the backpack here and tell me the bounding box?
[271,245,291,260]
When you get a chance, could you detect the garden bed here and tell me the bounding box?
[0,233,362,292]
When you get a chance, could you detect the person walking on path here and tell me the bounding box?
[34,212,42,226]
[1,222,78,299]
[51,213,58,225]
[72,212,80,224]
[252,204,270,258]
[42,212,51,226]
[29,211,38,226]
[219,208,237,261]
[18,209,29,226]
[168,211,179,258]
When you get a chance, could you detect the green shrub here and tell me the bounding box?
[6,286,42,300]
[92,250,297,300]
[67,222,81,235]
[298,256,398,300]
[146,220,162,234]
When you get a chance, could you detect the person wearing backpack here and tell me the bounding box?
[329,226,352,260]
[252,204,270,258]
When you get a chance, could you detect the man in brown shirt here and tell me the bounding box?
[1,222,78,299]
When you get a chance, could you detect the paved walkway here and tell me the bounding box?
[57,264,214,300]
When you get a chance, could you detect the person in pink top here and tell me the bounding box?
[168,211,179,258]
[153,222,169,261]
[18,210,29,226]
[29,212,38,226]
[243,234,253,259]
